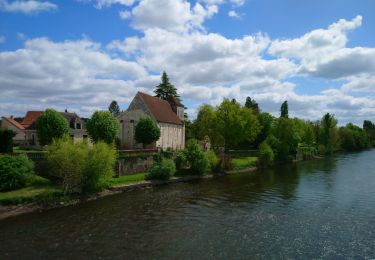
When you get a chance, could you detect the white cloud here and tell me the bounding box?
[94,0,135,8]
[119,9,131,20]
[228,10,239,18]
[0,0,57,14]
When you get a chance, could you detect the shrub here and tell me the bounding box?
[258,142,274,167]
[0,154,35,191]
[83,142,116,192]
[217,154,234,172]
[146,158,176,180]
[0,129,16,153]
[174,152,187,172]
[205,150,218,172]
[184,139,210,175]
[46,137,116,194]
[36,109,70,146]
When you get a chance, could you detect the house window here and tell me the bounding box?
[76,123,81,129]
[130,120,134,123]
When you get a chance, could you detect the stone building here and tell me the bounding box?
[118,92,185,150]
[1,110,88,146]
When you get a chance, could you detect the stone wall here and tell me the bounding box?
[157,123,185,150]
[116,155,155,176]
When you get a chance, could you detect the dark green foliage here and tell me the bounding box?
[319,113,339,154]
[154,71,180,101]
[258,142,274,167]
[0,129,16,153]
[0,154,34,191]
[36,109,70,146]
[86,111,119,144]
[254,112,274,147]
[272,118,301,161]
[134,117,161,147]
[339,123,370,151]
[146,158,176,180]
[363,120,375,142]
[183,139,210,175]
[205,150,219,171]
[280,100,289,118]
[245,96,260,115]
[174,152,187,171]
[108,100,120,117]
[46,138,116,194]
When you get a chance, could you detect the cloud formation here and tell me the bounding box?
[0,0,57,14]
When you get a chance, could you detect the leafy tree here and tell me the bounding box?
[86,111,119,144]
[319,113,339,154]
[0,129,16,153]
[0,154,34,191]
[258,141,274,167]
[154,71,180,101]
[280,100,289,118]
[216,99,261,150]
[134,117,161,148]
[36,109,70,146]
[339,123,369,151]
[363,120,375,142]
[245,96,260,115]
[192,104,223,147]
[254,112,274,147]
[183,139,210,175]
[272,117,301,161]
[108,100,120,117]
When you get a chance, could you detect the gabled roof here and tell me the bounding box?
[2,117,25,130]
[21,111,43,128]
[138,92,183,125]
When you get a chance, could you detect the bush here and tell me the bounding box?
[46,137,116,194]
[205,150,218,172]
[174,152,187,172]
[258,142,274,167]
[217,154,234,172]
[134,117,161,148]
[184,139,210,175]
[0,154,35,191]
[0,129,16,153]
[146,158,176,180]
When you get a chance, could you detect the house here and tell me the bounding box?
[118,92,185,150]
[0,116,26,144]
[1,110,88,146]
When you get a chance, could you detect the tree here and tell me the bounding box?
[154,71,180,101]
[319,113,339,154]
[86,111,119,144]
[108,100,120,117]
[245,96,260,115]
[134,117,161,148]
[36,109,70,146]
[280,100,289,118]
[192,104,222,147]
[0,129,16,153]
[216,99,261,150]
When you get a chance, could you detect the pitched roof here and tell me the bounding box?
[2,117,25,130]
[21,111,43,128]
[138,92,183,125]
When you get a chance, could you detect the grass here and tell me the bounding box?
[0,176,64,205]
[232,156,258,170]
[108,173,147,187]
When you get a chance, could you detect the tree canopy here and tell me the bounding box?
[36,109,70,146]
[108,100,120,117]
[280,100,289,118]
[134,117,161,147]
[86,111,119,144]
[154,71,180,101]
[245,96,260,115]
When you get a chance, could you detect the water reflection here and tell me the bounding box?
[1,150,375,259]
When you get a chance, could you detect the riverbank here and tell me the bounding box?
[0,163,261,221]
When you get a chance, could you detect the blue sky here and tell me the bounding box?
[1,0,375,125]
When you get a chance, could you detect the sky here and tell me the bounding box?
[1,0,375,125]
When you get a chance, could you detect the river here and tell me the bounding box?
[1,150,375,259]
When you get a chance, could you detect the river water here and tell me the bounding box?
[1,150,375,259]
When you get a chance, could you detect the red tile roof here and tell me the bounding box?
[21,111,43,128]
[138,92,183,125]
[2,117,25,130]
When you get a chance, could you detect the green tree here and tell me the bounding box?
[108,100,120,117]
[280,100,289,118]
[36,109,70,146]
[0,129,16,153]
[216,99,261,150]
[254,112,274,147]
[272,117,301,161]
[86,111,119,144]
[154,71,180,101]
[319,113,339,154]
[245,96,260,115]
[134,117,161,148]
